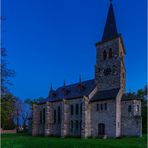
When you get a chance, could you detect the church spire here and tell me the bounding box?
[102,0,118,41]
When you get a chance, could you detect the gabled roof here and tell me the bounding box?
[102,2,118,41]
[39,79,96,103]
[91,88,120,102]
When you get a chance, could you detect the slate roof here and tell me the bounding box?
[102,2,118,41]
[91,88,120,102]
[39,79,96,103]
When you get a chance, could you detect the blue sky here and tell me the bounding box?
[2,0,147,100]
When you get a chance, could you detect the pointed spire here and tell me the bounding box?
[49,83,56,97]
[102,0,118,41]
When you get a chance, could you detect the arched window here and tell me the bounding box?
[76,120,79,131]
[103,50,107,60]
[40,111,42,124]
[71,105,74,115]
[80,103,82,115]
[128,105,132,112]
[76,104,79,115]
[101,104,103,111]
[43,108,46,124]
[104,103,107,110]
[97,104,99,111]
[54,110,56,123]
[71,120,73,132]
[109,48,113,59]
[58,106,61,123]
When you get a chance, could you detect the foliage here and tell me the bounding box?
[23,97,44,130]
[24,97,45,106]
[1,48,15,94]
[1,48,17,129]
[1,93,17,129]
[1,134,147,148]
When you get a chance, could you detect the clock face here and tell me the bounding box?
[103,68,111,76]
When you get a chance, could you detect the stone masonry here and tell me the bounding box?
[32,1,142,138]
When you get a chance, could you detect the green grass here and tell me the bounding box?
[1,133,147,148]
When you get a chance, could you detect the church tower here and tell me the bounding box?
[95,0,126,91]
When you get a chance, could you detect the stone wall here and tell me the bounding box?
[115,88,123,137]
[52,101,62,136]
[91,99,116,137]
[32,104,46,136]
[61,99,70,137]
[95,37,126,91]
[81,96,91,138]
[32,98,84,137]
[44,102,53,136]
[95,38,121,91]
[121,100,142,136]
[68,98,83,137]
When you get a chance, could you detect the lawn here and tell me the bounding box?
[1,134,147,148]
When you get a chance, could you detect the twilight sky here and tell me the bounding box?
[2,0,147,100]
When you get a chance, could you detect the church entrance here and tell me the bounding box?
[98,123,105,135]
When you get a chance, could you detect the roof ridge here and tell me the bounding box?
[56,79,95,90]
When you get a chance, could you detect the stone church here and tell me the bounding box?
[32,1,142,138]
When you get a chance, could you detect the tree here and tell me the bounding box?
[1,48,15,94]
[1,93,17,129]
[24,97,45,112]
[24,97,44,132]
[1,48,17,129]
[22,111,29,131]
[14,98,23,131]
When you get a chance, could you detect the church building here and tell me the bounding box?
[32,1,142,138]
